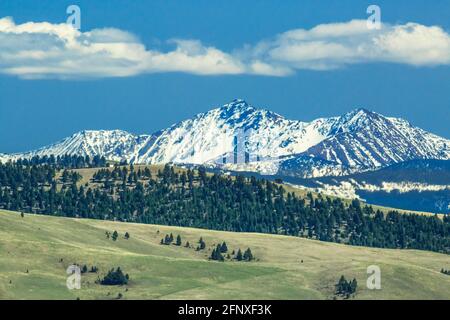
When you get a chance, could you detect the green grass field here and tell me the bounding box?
[0,209,449,300]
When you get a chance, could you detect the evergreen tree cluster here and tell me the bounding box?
[0,161,56,188]
[234,248,253,261]
[90,265,99,273]
[441,268,450,275]
[209,242,231,261]
[210,244,225,261]
[1,162,449,254]
[99,267,129,286]
[104,230,128,241]
[161,233,175,245]
[92,166,152,184]
[14,155,107,169]
[158,235,254,263]
[335,275,357,299]
[159,233,182,246]
[80,264,98,274]
[60,169,82,185]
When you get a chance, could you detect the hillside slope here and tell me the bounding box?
[0,210,449,300]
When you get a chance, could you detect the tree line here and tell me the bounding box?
[0,159,449,254]
[14,154,107,169]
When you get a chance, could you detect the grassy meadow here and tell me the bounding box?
[0,209,448,300]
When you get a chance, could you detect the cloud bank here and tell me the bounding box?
[0,17,449,79]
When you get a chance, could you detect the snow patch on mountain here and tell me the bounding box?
[216,158,282,176]
[277,154,359,178]
[308,179,450,200]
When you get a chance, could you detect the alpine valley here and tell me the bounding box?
[2,99,450,213]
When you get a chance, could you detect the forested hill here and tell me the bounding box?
[0,156,449,254]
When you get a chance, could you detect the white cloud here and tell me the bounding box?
[373,23,450,65]
[0,17,449,79]
[0,17,246,79]
[253,19,450,71]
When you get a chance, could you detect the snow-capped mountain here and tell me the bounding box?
[305,108,450,168]
[5,130,152,163]
[132,100,337,164]
[2,99,450,178]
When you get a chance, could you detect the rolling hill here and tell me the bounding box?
[0,209,449,300]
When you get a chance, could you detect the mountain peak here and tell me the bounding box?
[326,107,386,136]
[215,99,287,127]
[339,107,382,125]
[217,99,258,119]
[221,98,252,110]
[345,107,375,118]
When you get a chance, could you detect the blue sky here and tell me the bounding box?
[1,0,449,153]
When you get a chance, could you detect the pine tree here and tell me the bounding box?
[100,267,129,285]
[350,279,358,294]
[112,230,118,241]
[335,275,357,298]
[210,248,217,260]
[219,241,228,253]
[197,237,206,250]
[176,235,182,246]
[243,248,253,261]
[236,249,243,261]
[210,245,224,261]
[336,275,347,295]
[124,232,130,240]
[164,234,172,245]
